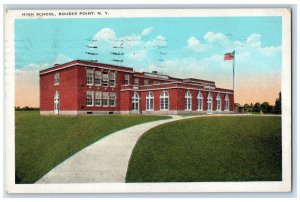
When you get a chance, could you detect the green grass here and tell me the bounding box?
[126,116,282,182]
[15,111,170,184]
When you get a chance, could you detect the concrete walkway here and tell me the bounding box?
[36,115,185,183]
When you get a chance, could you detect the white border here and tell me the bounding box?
[4,8,291,193]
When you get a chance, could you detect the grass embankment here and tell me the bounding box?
[15,111,170,184]
[126,116,282,182]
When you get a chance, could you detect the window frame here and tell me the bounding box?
[207,92,212,112]
[54,72,59,85]
[86,69,94,85]
[146,91,154,111]
[95,91,102,107]
[102,73,109,87]
[109,72,116,87]
[110,92,116,107]
[102,92,109,107]
[185,91,192,111]
[225,94,230,111]
[197,91,203,111]
[95,71,102,86]
[125,74,130,85]
[160,91,169,111]
[86,91,94,106]
[216,93,222,111]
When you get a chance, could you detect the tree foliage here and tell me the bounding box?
[243,92,281,114]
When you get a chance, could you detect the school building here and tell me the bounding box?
[39,60,234,115]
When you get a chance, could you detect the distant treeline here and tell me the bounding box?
[244,92,281,114]
[15,106,40,111]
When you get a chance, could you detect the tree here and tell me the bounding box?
[249,103,254,112]
[253,102,261,112]
[260,102,270,113]
[274,92,281,114]
[244,103,250,112]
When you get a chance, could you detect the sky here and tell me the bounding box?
[15,17,282,107]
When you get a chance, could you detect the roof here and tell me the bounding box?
[234,103,243,108]
[39,60,134,75]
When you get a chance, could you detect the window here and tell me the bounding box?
[216,93,222,111]
[207,92,212,112]
[86,69,94,85]
[95,71,102,86]
[95,91,102,106]
[146,92,154,111]
[144,79,148,85]
[153,80,157,84]
[132,92,140,111]
[86,91,94,106]
[54,72,59,85]
[110,92,116,107]
[225,94,230,111]
[109,72,116,87]
[185,91,192,111]
[197,91,203,111]
[160,91,169,111]
[102,73,109,87]
[125,74,130,85]
[134,78,139,86]
[102,92,109,107]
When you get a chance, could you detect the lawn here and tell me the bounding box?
[15,111,170,184]
[126,116,282,182]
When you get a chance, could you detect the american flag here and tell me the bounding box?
[224,51,235,61]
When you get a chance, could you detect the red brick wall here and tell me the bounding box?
[120,91,132,111]
[40,66,78,111]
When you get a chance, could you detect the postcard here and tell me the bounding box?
[5,8,291,193]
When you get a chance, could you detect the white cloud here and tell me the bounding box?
[142,27,154,36]
[245,34,261,48]
[93,28,116,41]
[204,32,227,42]
[187,36,205,52]
[53,54,72,65]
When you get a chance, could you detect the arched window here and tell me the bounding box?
[160,91,169,111]
[146,91,154,111]
[216,93,222,111]
[132,92,140,112]
[197,91,203,111]
[225,94,229,111]
[207,92,212,112]
[185,91,192,111]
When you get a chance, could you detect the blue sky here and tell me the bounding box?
[15,16,282,106]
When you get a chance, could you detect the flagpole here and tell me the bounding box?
[233,54,235,93]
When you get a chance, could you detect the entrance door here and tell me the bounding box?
[54,91,59,115]
[131,92,140,114]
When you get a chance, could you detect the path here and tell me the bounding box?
[36,115,184,183]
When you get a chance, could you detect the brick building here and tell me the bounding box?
[39,60,234,115]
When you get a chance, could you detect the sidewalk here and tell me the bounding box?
[36,115,184,183]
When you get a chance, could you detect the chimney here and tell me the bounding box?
[152,71,158,74]
[54,64,59,66]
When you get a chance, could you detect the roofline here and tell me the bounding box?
[39,60,134,75]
